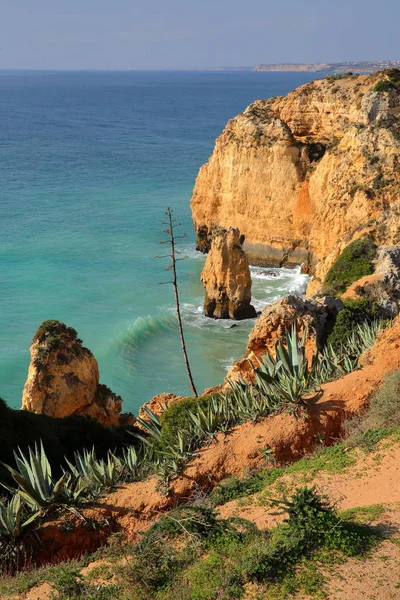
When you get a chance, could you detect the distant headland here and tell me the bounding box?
[196,61,400,73]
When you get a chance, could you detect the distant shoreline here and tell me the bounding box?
[1,61,400,74]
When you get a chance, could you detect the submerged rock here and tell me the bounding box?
[201,228,257,320]
[21,320,135,427]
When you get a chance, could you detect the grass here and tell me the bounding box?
[341,504,386,524]
[209,442,357,508]
[322,237,377,297]
[0,558,86,596]
[373,79,396,92]
[3,362,400,597]
[344,370,400,447]
[92,489,379,600]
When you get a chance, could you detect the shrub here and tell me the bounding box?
[327,298,380,350]
[322,238,377,296]
[373,79,395,92]
[159,395,216,444]
[326,72,356,81]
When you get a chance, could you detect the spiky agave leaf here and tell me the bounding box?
[0,442,78,509]
[0,495,40,539]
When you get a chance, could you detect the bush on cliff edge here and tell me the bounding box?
[322,238,377,297]
[327,297,381,350]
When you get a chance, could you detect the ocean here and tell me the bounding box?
[0,70,317,412]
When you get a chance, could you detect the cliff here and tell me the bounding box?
[21,320,135,427]
[201,227,256,319]
[191,70,400,293]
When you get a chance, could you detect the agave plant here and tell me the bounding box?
[0,495,40,539]
[1,441,76,509]
[66,448,123,496]
[254,323,312,405]
[345,319,386,356]
[228,379,278,422]
[187,400,228,440]
[122,445,140,478]
[136,407,163,440]
[311,343,356,384]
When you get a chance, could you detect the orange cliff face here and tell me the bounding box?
[190,71,400,293]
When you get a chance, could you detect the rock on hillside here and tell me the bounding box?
[191,70,400,293]
[226,294,343,383]
[21,320,135,427]
[201,227,257,319]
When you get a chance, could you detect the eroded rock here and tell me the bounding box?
[21,320,135,427]
[201,228,257,320]
[226,294,343,383]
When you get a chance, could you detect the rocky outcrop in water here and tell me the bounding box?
[226,294,343,383]
[191,70,400,293]
[201,228,257,320]
[21,320,135,427]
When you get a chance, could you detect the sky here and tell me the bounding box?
[0,0,399,70]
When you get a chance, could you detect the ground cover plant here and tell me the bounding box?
[22,487,377,600]
[322,237,377,296]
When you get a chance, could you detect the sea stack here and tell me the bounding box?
[21,320,135,427]
[201,228,257,320]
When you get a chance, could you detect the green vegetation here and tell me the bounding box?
[322,237,377,296]
[33,320,79,346]
[53,487,377,600]
[0,318,387,574]
[392,130,400,142]
[325,72,357,81]
[208,442,357,508]
[2,441,86,509]
[251,324,313,407]
[327,298,381,350]
[32,320,85,368]
[210,368,400,509]
[373,79,396,92]
[341,504,385,523]
[0,397,138,485]
[2,360,399,594]
[345,369,400,447]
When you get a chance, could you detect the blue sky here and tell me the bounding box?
[0,0,399,70]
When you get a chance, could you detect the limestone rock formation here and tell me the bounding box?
[226,294,343,384]
[138,392,184,421]
[191,70,400,293]
[201,228,257,319]
[21,320,135,427]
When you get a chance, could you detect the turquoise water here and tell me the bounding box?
[0,70,316,412]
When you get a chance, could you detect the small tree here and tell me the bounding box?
[156,208,198,397]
